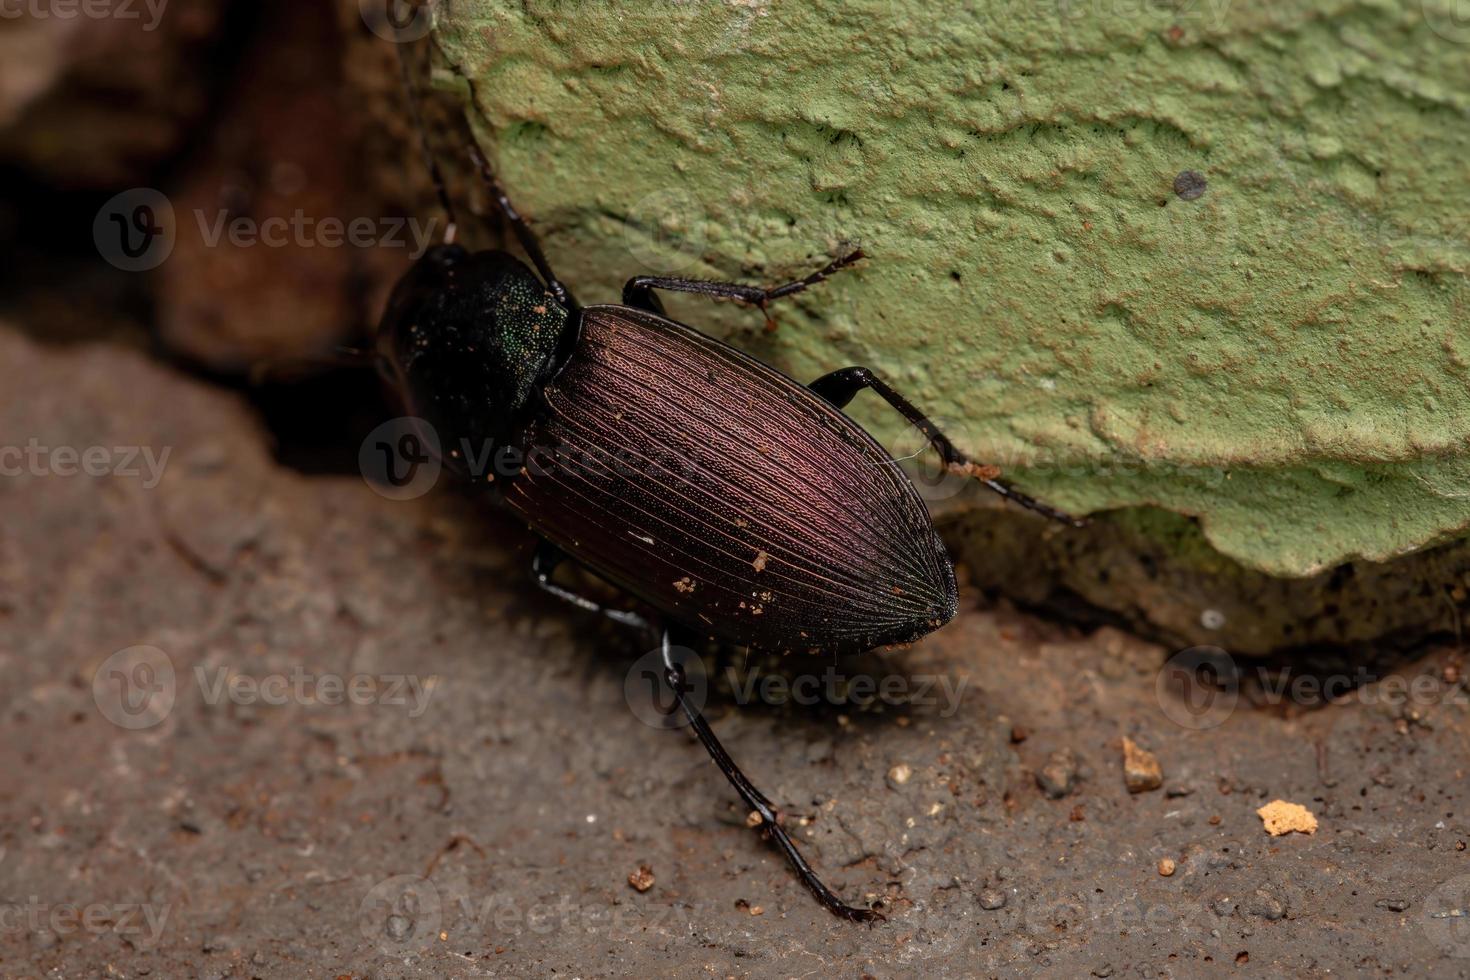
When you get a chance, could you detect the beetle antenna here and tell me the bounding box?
[395,40,458,245]
[466,141,575,310]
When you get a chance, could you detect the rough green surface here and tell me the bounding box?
[434,0,1470,577]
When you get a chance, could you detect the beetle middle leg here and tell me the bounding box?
[533,546,883,921]
[656,630,884,924]
[531,541,650,632]
[808,366,1087,527]
[622,250,865,327]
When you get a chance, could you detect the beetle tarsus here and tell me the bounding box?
[660,637,883,924]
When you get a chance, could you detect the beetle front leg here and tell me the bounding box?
[808,366,1087,528]
[621,250,865,328]
[655,631,884,924]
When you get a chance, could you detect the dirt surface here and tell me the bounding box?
[4,326,1470,978]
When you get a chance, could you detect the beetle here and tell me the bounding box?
[374,74,1083,922]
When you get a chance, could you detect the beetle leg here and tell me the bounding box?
[466,143,577,312]
[531,541,651,632]
[658,632,884,924]
[620,283,668,317]
[621,249,865,326]
[808,366,1088,528]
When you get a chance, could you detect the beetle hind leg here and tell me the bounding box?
[808,366,1087,527]
[657,632,884,924]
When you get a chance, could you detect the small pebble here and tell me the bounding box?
[886,763,913,789]
[628,865,655,893]
[1157,858,1176,877]
[1037,748,1079,799]
[1376,898,1410,912]
[1247,888,1286,921]
[979,888,1007,910]
[1257,799,1318,836]
[1122,737,1164,794]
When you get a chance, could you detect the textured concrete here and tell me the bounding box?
[433,0,1470,578]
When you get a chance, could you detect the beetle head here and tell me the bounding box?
[376,245,570,471]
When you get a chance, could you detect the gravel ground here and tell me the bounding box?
[4,326,1470,978]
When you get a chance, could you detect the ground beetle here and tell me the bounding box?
[375,56,1084,922]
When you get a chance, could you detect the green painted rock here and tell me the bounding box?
[431,0,1470,648]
